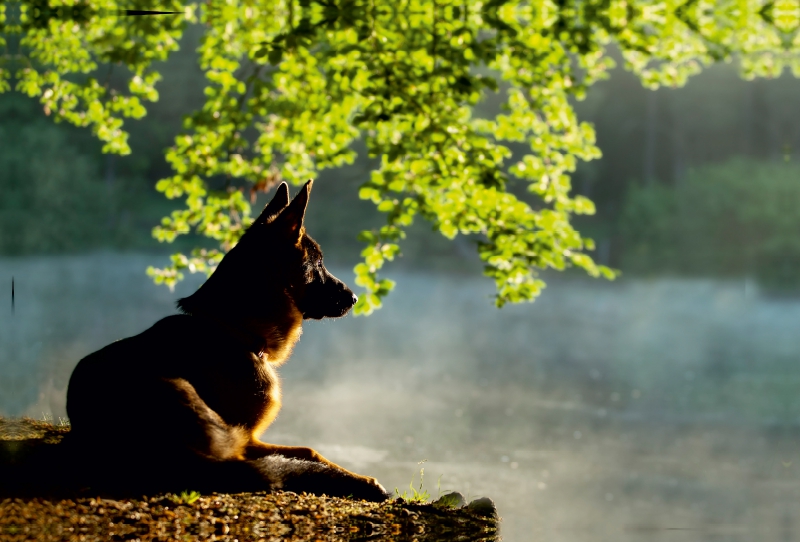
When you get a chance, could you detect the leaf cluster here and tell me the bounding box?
[2,0,185,154]
[146,0,618,313]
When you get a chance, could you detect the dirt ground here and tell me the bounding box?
[0,418,499,542]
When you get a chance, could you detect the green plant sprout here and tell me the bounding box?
[168,491,201,505]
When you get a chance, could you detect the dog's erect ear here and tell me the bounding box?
[276,179,312,240]
[254,182,290,225]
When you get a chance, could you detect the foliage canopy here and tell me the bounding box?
[1,0,798,313]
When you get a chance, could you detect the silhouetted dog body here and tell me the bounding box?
[63,181,388,500]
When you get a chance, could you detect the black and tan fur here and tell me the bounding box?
[57,180,388,500]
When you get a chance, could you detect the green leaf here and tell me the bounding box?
[268,47,284,66]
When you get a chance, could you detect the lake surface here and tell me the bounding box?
[2,252,800,541]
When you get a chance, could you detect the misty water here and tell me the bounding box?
[2,252,800,541]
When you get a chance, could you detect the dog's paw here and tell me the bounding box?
[349,476,391,502]
[366,476,391,499]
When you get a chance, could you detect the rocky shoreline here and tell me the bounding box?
[0,418,499,541]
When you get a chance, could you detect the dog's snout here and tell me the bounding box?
[300,274,358,319]
[337,289,356,308]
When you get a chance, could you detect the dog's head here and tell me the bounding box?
[256,180,358,319]
[181,180,357,321]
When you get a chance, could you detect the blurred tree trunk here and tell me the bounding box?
[750,79,779,160]
[105,154,115,230]
[741,80,754,156]
[643,90,658,185]
[670,91,686,185]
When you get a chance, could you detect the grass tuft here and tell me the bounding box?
[394,460,431,503]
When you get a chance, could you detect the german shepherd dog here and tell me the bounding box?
[58,180,389,501]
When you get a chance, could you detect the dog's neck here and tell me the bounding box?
[246,304,304,364]
[190,306,303,365]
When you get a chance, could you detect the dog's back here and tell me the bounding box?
[67,314,267,460]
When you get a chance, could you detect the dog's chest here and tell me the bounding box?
[190,351,280,429]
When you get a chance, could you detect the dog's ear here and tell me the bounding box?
[254,182,290,225]
[275,179,312,241]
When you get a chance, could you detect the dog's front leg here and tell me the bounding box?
[245,441,383,487]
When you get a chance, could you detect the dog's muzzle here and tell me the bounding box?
[301,288,358,320]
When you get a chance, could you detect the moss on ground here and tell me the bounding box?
[0,418,499,541]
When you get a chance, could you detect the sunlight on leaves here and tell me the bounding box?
[2,0,797,312]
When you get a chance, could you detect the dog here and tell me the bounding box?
[57,180,389,501]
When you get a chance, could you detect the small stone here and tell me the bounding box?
[466,497,497,518]
[399,508,419,519]
[432,491,466,509]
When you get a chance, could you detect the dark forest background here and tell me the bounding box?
[4,25,800,290]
